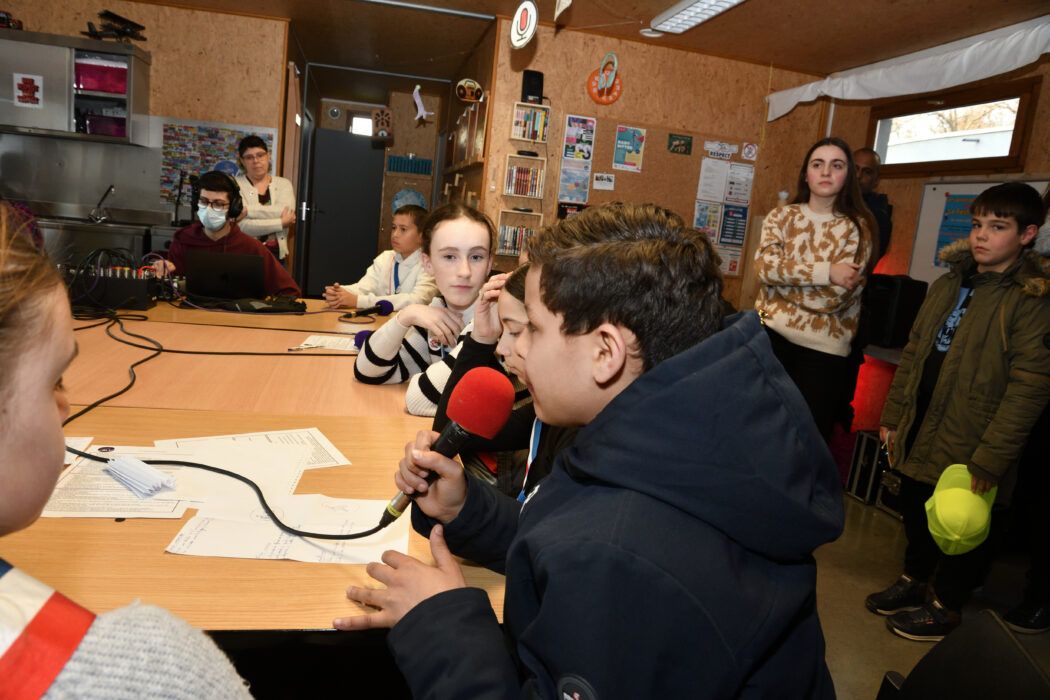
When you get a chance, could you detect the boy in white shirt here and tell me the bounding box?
[324,205,438,311]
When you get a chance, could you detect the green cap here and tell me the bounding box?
[926,464,997,555]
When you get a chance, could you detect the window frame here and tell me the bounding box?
[864,76,1041,179]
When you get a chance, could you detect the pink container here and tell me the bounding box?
[84,114,126,138]
[74,59,128,94]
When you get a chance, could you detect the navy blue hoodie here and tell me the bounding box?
[389,311,844,699]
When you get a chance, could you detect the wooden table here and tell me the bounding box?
[3,408,503,631]
[68,310,406,417]
[3,306,506,640]
[142,298,372,334]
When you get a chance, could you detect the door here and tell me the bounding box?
[301,128,385,297]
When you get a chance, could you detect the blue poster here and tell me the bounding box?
[935,194,976,267]
[718,205,749,247]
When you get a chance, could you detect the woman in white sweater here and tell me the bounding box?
[235,134,295,261]
[0,203,250,698]
[754,137,877,439]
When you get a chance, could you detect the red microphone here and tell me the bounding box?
[379,367,515,526]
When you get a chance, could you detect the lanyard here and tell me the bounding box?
[517,418,542,503]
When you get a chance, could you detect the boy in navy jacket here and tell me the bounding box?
[334,202,844,698]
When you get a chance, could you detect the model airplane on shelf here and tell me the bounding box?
[81,10,146,42]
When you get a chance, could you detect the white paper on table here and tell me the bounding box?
[155,428,349,470]
[166,491,410,564]
[297,334,360,352]
[64,437,93,465]
[42,443,307,518]
[43,447,190,518]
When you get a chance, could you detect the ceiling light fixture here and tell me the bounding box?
[650,0,745,34]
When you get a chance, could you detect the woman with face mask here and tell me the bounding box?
[152,170,301,297]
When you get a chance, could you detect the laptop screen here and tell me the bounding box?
[184,251,266,300]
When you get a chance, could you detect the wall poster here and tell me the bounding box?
[558,114,596,203]
[612,125,646,172]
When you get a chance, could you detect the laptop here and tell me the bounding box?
[184,250,266,300]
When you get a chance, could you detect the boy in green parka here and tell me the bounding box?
[866,181,1050,641]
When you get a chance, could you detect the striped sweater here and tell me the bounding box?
[753,203,873,357]
[353,297,474,417]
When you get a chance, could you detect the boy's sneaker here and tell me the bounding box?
[1003,603,1050,634]
[865,574,927,615]
[886,599,961,641]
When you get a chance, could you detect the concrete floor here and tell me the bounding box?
[816,497,1050,699]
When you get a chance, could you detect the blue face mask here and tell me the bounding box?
[197,204,228,231]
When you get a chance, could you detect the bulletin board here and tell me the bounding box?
[556,116,760,278]
[909,176,1048,286]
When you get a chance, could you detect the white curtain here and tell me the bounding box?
[766,16,1050,121]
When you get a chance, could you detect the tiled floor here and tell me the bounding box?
[817,497,1050,699]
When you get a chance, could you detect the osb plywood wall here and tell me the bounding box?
[485,19,827,306]
[442,22,497,213]
[829,56,1050,278]
[6,0,287,128]
[377,90,441,252]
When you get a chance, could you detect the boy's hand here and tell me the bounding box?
[333,525,465,631]
[471,273,509,345]
[395,430,468,524]
[879,426,896,466]
[397,304,465,348]
[830,262,863,291]
[971,475,995,496]
[323,284,356,309]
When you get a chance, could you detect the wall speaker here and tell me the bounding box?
[521,70,543,104]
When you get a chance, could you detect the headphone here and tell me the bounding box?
[597,53,618,91]
[192,171,244,221]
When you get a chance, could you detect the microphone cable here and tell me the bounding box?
[64,446,386,540]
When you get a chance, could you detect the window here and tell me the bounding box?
[865,77,1040,177]
[350,115,372,137]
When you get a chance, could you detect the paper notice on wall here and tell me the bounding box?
[593,173,615,190]
[13,74,43,108]
[715,245,742,277]
[697,157,730,203]
[558,160,591,204]
[725,162,754,205]
[694,201,723,239]
[718,205,749,247]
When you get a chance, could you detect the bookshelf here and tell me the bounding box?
[510,102,550,143]
[496,209,543,258]
[504,154,546,199]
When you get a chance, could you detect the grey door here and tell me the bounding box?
[300,128,385,297]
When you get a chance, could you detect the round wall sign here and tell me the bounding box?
[587,69,622,105]
[511,1,538,49]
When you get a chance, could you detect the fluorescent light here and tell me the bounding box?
[351,116,373,136]
[650,0,744,33]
